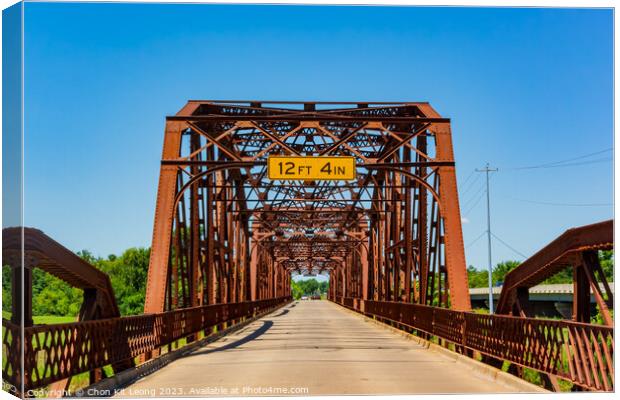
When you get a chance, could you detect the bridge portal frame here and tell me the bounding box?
[144,100,471,316]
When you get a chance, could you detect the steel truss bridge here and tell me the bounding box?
[2,101,614,396]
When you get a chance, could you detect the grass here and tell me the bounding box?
[32,315,76,324]
[2,312,76,325]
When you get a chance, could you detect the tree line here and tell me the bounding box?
[291,278,329,300]
[467,250,613,288]
[2,247,150,317]
[1,249,613,317]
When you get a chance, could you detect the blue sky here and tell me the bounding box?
[21,3,613,271]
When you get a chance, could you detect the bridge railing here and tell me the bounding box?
[336,298,614,392]
[2,296,290,393]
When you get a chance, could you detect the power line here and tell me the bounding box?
[503,148,612,170]
[505,196,613,207]
[462,172,495,215]
[459,169,476,189]
[465,230,487,249]
[505,148,611,170]
[462,172,494,207]
[462,183,485,208]
[460,174,482,198]
[514,157,612,170]
[491,232,528,259]
[463,190,486,215]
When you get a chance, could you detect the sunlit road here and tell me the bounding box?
[117,301,541,396]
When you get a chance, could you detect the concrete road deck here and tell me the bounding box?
[117,301,541,396]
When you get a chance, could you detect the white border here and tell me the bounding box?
[0,2,615,400]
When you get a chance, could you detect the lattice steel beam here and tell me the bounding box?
[144,101,471,316]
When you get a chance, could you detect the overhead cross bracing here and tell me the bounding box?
[144,100,470,315]
[2,101,613,395]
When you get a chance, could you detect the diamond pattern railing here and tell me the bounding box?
[2,297,290,393]
[336,298,614,391]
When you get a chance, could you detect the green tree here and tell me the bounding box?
[2,266,12,314]
[599,250,614,280]
[9,243,609,319]
[467,261,521,288]
[304,279,320,295]
[5,247,152,318]
[492,261,520,286]
[466,251,614,288]
[291,280,303,300]
[31,268,83,317]
[291,278,328,297]
[76,249,98,264]
[94,247,150,315]
[467,265,487,288]
[541,267,573,284]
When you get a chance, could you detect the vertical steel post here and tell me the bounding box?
[144,121,184,314]
[433,122,471,311]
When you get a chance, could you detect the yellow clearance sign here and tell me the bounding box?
[267,156,356,181]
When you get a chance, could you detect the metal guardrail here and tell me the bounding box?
[334,297,614,391]
[2,296,290,393]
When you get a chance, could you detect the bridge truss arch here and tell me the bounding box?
[2,101,613,394]
[144,100,471,314]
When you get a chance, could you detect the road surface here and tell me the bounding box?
[116,301,541,396]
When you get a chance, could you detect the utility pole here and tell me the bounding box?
[476,163,498,314]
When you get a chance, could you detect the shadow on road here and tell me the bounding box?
[190,320,274,356]
[272,309,290,317]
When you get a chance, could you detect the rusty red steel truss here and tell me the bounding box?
[2,227,131,394]
[1,101,614,394]
[1,227,290,395]
[334,219,615,391]
[3,228,120,324]
[496,220,613,326]
[144,100,471,314]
